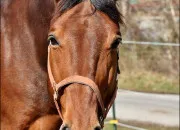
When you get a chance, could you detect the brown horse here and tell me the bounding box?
[1,0,123,130]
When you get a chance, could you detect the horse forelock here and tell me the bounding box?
[53,0,123,25]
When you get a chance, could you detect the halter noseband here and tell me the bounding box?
[47,46,118,127]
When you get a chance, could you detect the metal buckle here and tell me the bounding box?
[54,92,58,100]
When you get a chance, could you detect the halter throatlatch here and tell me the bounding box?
[47,46,118,127]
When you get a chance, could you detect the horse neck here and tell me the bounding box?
[1,0,55,71]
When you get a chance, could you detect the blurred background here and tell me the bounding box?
[104,0,179,130]
[118,0,179,94]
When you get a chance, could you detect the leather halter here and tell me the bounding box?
[47,46,118,127]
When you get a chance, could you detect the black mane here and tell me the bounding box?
[56,0,123,25]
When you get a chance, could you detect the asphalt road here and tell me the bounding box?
[107,89,179,127]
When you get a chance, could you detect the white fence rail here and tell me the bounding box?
[123,41,180,46]
[105,121,147,130]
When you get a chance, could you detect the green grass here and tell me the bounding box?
[118,71,179,94]
[103,120,179,130]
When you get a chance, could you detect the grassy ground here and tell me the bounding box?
[104,120,179,130]
[118,70,179,94]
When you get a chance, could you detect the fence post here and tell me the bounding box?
[112,103,117,130]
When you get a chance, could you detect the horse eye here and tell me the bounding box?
[60,124,70,130]
[94,126,102,130]
[61,126,69,130]
[48,35,59,46]
[111,38,122,49]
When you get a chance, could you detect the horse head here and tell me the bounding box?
[47,0,122,129]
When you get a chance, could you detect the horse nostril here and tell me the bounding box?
[94,126,102,130]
